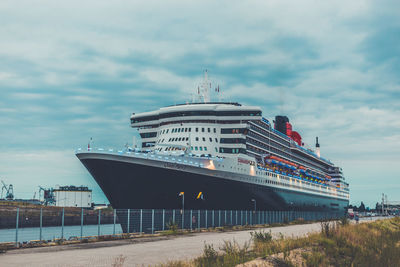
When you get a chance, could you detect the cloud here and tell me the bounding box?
[0,0,399,207]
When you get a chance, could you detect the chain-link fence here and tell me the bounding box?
[0,207,342,246]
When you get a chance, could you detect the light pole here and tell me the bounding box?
[251,199,256,213]
[179,192,184,213]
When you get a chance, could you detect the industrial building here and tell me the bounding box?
[54,186,92,208]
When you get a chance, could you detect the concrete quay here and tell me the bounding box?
[0,217,382,267]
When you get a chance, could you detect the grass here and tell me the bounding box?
[159,217,400,267]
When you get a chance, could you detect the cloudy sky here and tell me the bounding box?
[1,0,399,207]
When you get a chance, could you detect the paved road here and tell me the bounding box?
[0,217,385,267]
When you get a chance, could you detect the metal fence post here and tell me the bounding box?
[198,210,200,230]
[152,209,154,234]
[113,209,116,235]
[182,209,184,230]
[162,209,165,231]
[39,208,43,241]
[98,209,101,236]
[15,208,19,247]
[224,210,227,225]
[236,210,238,225]
[205,210,208,229]
[140,209,142,233]
[81,208,84,239]
[127,209,130,233]
[61,207,65,240]
[190,210,193,230]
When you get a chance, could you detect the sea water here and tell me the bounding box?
[0,224,123,243]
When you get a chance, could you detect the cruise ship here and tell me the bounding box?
[76,72,349,215]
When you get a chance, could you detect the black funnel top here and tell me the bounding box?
[275,116,289,135]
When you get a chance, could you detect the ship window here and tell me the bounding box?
[202,128,205,132]
[178,137,182,141]
[195,146,198,150]
[168,138,171,142]
[196,137,199,141]
[196,128,199,132]
[166,129,169,133]
[215,138,218,142]
[208,128,210,132]
[191,146,193,150]
[204,147,207,151]
[189,128,191,132]
[185,128,188,132]
[214,128,216,133]
[202,137,206,141]
[215,147,218,152]
[181,128,184,132]
[209,138,212,142]
[186,137,189,141]
[199,147,203,151]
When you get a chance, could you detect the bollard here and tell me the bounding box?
[40,208,43,241]
[98,209,101,236]
[127,209,130,233]
[162,209,165,231]
[15,208,19,247]
[152,209,154,234]
[81,208,84,239]
[113,209,116,235]
[61,208,65,240]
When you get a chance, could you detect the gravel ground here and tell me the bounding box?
[0,217,384,267]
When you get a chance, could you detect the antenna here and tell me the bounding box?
[196,70,211,103]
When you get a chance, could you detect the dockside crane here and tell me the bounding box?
[1,180,14,200]
[38,186,55,206]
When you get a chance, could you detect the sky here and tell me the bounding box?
[0,0,399,208]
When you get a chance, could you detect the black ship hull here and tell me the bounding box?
[77,153,348,213]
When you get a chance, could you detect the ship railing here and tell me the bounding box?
[257,165,348,196]
[76,147,223,168]
[293,145,332,165]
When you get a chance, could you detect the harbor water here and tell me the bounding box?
[0,224,123,243]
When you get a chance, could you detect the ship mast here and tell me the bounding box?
[197,70,211,103]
